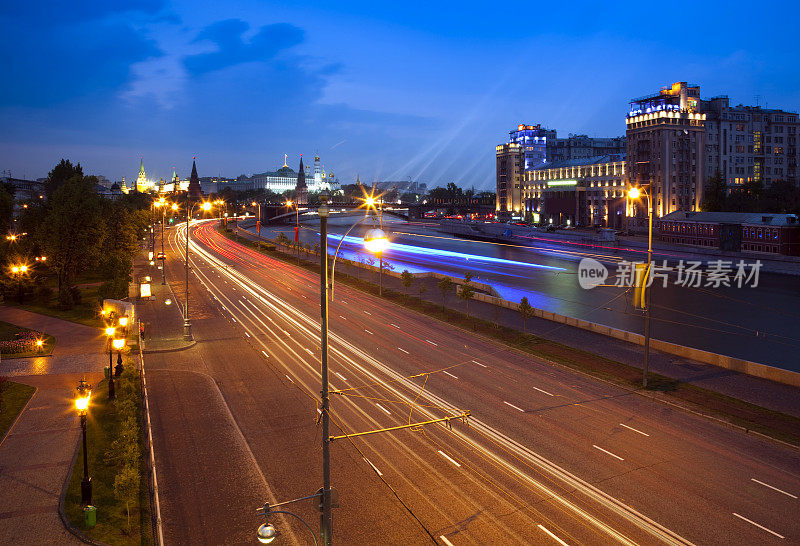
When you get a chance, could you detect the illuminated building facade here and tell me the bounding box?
[524,155,628,228]
[626,82,707,222]
[249,155,340,194]
[496,142,524,215]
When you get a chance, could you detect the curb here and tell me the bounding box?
[0,385,37,449]
[58,429,108,545]
[142,340,197,354]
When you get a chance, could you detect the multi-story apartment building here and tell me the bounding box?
[548,134,626,162]
[524,154,628,228]
[626,82,707,221]
[496,142,524,215]
[702,98,799,191]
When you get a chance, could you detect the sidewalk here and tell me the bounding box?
[132,253,196,354]
[0,307,106,544]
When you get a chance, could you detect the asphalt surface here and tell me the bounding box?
[151,219,800,545]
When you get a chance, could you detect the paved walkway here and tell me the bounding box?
[0,307,106,544]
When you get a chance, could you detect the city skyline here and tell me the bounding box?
[2,1,800,188]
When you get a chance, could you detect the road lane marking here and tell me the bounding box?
[504,401,525,413]
[537,524,569,545]
[472,360,487,368]
[365,458,383,476]
[390,323,400,329]
[751,478,797,499]
[261,350,269,358]
[438,450,461,468]
[245,331,251,337]
[364,329,374,335]
[425,339,438,346]
[533,386,554,396]
[620,423,650,437]
[593,445,624,461]
[285,374,294,384]
[363,310,371,315]
[375,403,391,416]
[335,372,347,382]
[231,317,237,322]
[398,347,409,354]
[733,513,785,539]
[439,536,455,546]
[305,348,314,355]
[443,371,458,379]
[339,315,347,320]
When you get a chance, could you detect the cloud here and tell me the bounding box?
[184,19,304,77]
[0,20,161,106]
[0,0,166,23]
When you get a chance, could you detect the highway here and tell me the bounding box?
[157,219,800,544]
[251,216,800,372]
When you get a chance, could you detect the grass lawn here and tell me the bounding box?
[7,283,105,328]
[64,366,150,545]
[0,380,36,441]
[0,320,56,358]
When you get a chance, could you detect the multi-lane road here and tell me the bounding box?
[152,219,799,544]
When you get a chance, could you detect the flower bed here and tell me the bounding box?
[0,330,44,354]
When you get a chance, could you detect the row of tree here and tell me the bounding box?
[5,159,150,308]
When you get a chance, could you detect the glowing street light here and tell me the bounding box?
[183,200,214,340]
[75,381,92,506]
[104,326,117,399]
[628,180,654,388]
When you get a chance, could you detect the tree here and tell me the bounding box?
[700,171,726,212]
[518,296,534,334]
[114,464,140,533]
[458,272,475,324]
[418,280,427,302]
[400,270,413,300]
[437,276,452,311]
[37,175,103,307]
[45,159,83,199]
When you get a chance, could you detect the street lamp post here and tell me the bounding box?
[113,337,125,377]
[75,381,92,506]
[318,192,333,546]
[251,201,262,243]
[10,264,28,304]
[184,201,213,341]
[628,183,654,388]
[105,326,116,399]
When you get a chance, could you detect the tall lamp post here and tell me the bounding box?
[628,184,654,388]
[75,381,92,506]
[258,193,462,545]
[285,200,300,263]
[10,264,28,304]
[183,201,213,341]
[105,326,116,399]
[251,201,262,243]
[113,336,125,376]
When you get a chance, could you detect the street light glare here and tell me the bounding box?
[118,316,128,327]
[628,187,641,199]
[364,228,389,253]
[285,200,292,207]
[105,326,116,336]
[201,202,212,211]
[112,338,125,350]
[172,203,179,211]
[75,395,90,412]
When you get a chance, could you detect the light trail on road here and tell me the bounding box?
[163,220,800,545]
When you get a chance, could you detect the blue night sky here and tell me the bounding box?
[2,1,799,189]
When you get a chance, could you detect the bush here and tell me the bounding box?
[99,277,128,300]
[70,285,82,306]
[36,285,53,304]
